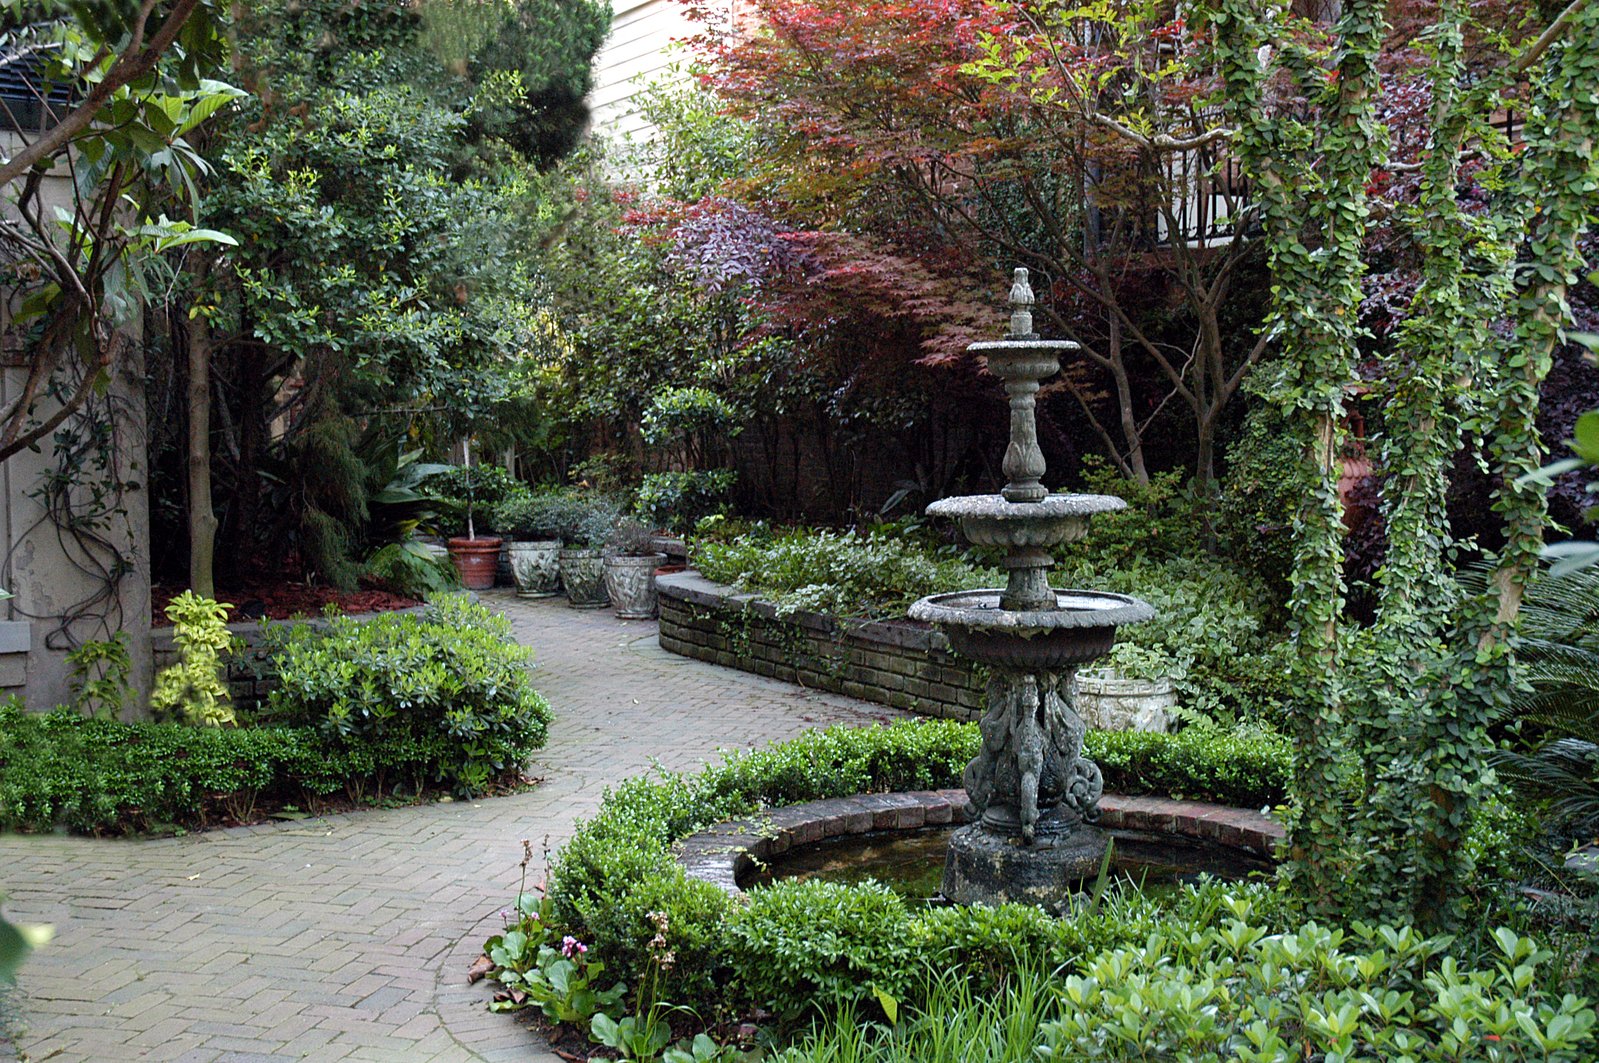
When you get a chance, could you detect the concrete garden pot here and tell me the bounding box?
[602,553,668,620]
[1075,672,1175,733]
[447,536,502,591]
[558,548,609,608]
[507,540,562,598]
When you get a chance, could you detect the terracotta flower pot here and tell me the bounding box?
[447,536,502,590]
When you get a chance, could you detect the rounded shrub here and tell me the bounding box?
[268,595,551,794]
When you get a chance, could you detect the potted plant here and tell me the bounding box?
[445,440,501,590]
[557,494,620,608]
[1075,641,1179,733]
[492,491,565,598]
[602,518,669,620]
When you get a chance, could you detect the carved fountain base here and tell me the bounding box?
[943,821,1108,909]
[937,666,1110,909]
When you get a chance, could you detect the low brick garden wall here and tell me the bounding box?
[152,606,425,711]
[657,571,985,720]
[675,789,1284,896]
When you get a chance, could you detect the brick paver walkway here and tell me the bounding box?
[0,594,900,1062]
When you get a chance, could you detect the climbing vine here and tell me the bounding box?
[1206,0,1599,923]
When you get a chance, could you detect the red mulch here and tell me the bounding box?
[151,583,422,626]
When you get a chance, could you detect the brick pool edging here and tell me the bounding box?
[674,790,1285,896]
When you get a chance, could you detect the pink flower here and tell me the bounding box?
[560,936,588,959]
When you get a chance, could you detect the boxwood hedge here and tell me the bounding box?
[0,597,551,835]
[536,719,1292,1019]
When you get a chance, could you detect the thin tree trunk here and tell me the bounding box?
[1106,316,1150,484]
[187,258,218,597]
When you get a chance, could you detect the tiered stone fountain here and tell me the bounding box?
[910,268,1154,909]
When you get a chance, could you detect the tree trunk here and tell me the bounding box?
[1107,317,1150,484]
[187,259,218,598]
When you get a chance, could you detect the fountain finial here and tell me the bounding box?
[1007,268,1036,340]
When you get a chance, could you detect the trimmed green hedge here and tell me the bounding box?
[534,720,1291,1020]
[0,597,552,835]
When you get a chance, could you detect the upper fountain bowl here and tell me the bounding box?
[926,493,1126,549]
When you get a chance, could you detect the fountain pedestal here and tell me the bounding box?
[909,268,1153,911]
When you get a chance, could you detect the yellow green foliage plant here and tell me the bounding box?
[150,592,237,727]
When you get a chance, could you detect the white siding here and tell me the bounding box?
[588,0,718,146]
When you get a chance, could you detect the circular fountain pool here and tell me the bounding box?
[744,825,1272,904]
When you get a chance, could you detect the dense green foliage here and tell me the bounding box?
[148,593,237,727]
[694,524,1294,725]
[1208,0,1599,924]
[0,598,550,833]
[524,720,1289,1018]
[1492,568,1599,832]
[778,913,1598,1062]
[141,0,608,587]
[265,596,551,794]
[0,703,433,834]
[694,529,999,619]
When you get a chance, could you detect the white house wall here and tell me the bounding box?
[588,0,708,147]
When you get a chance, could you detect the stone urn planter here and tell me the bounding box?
[1075,672,1176,733]
[559,548,609,608]
[603,553,668,619]
[447,536,502,590]
[507,540,562,598]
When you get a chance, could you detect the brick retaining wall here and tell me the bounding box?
[657,571,984,720]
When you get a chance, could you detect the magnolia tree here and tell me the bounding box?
[1205,0,1598,923]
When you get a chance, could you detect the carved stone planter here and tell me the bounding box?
[558,548,609,608]
[507,540,562,598]
[603,553,667,619]
[1075,672,1175,733]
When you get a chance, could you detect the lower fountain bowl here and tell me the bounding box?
[942,822,1110,910]
[945,623,1114,669]
[909,589,1153,669]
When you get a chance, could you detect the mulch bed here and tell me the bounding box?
[152,583,422,626]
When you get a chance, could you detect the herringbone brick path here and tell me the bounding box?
[0,594,900,1062]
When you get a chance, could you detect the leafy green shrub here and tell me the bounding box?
[1216,402,1301,601]
[1063,557,1294,727]
[732,880,916,1017]
[537,720,1290,1020]
[0,699,311,833]
[0,598,554,835]
[268,595,551,794]
[1086,726,1291,808]
[490,488,570,540]
[636,469,735,533]
[1037,915,1597,1061]
[694,529,998,618]
[363,541,460,598]
[776,903,1598,1063]
[694,525,1290,724]
[149,592,238,726]
[66,633,132,720]
[421,464,528,537]
[1059,458,1212,569]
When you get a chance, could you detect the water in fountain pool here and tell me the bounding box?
[745,826,1271,905]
